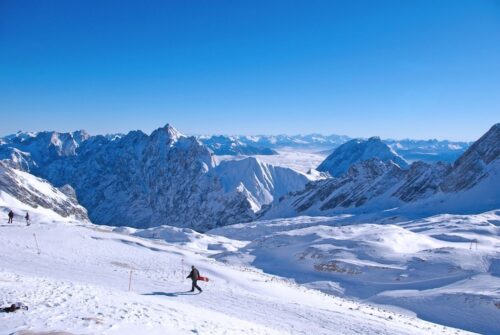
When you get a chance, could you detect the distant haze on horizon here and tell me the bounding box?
[1,1,499,141]
[3,122,497,143]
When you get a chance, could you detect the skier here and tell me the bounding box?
[25,212,30,226]
[8,210,14,224]
[186,265,203,293]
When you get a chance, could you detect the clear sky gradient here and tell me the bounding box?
[1,0,499,140]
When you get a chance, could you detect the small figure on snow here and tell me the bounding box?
[1,302,28,313]
[25,212,30,226]
[8,210,14,224]
[186,265,203,293]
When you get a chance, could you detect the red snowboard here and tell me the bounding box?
[198,276,209,282]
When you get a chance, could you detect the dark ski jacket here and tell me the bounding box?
[8,211,14,218]
[1,303,28,313]
[187,268,200,281]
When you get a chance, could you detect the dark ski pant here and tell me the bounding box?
[8,217,13,224]
[191,280,202,292]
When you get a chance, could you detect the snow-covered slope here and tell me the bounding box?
[0,213,475,334]
[264,124,500,219]
[213,157,314,211]
[216,148,329,174]
[0,161,88,222]
[317,137,409,177]
[210,210,500,335]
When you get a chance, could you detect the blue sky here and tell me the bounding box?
[0,0,499,140]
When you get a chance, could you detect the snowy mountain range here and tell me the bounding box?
[0,125,312,231]
[0,122,498,335]
[198,133,351,151]
[197,133,470,163]
[0,123,497,231]
[263,123,500,219]
[198,135,278,155]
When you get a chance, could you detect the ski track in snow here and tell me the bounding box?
[0,220,474,335]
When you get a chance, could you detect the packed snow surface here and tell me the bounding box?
[210,211,500,335]
[0,215,475,335]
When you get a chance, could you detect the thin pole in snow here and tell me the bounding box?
[469,239,478,250]
[181,258,184,281]
[128,270,133,292]
[33,233,40,255]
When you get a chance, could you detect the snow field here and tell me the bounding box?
[0,219,474,335]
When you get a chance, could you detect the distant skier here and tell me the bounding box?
[25,212,30,226]
[8,210,14,224]
[186,265,203,293]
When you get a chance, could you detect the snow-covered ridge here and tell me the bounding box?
[0,161,88,222]
[2,130,470,163]
[0,123,495,230]
[0,130,91,171]
[317,136,409,177]
[0,124,312,231]
[195,134,470,163]
[199,135,278,155]
[263,124,500,219]
[213,157,314,211]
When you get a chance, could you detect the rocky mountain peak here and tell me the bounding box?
[150,123,184,143]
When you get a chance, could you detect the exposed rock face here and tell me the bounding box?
[317,137,409,177]
[0,161,88,221]
[441,123,500,192]
[38,125,256,230]
[1,124,312,231]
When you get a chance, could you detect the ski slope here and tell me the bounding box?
[0,217,474,335]
[211,212,500,334]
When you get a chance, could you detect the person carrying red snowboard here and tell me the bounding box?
[186,265,203,293]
